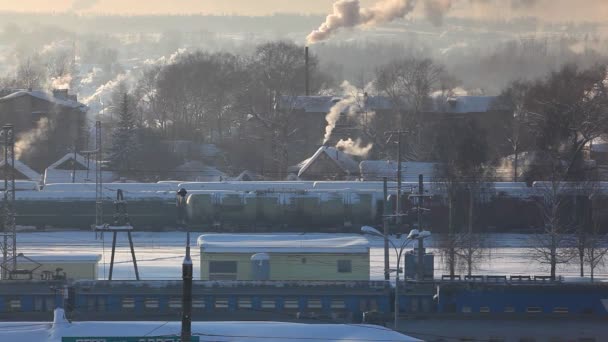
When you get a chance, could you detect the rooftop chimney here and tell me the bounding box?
[53,89,69,100]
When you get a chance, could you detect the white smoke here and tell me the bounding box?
[424,0,452,26]
[50,74,73,90]
[336,138,373,157]
[307,0,416,44]
[323,80,376,157]
[323,81,363,144]
[309,0,552,42]
[15,118,50,159]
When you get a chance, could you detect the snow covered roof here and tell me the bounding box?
[591,137,608,153]
[281,95,499,114]
[0,310,420,342]
[16,254,101,263]
[296,146,359,177]
[170,160,226,182]
[0,90,88,112]
[43,153,117,185]
[429,95,499,114]
[0,159,41,181]
[360,160,439,182]
[197,234,370,254]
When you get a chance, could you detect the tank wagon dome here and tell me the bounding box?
[197,233,370,254]
[250,252,270,261]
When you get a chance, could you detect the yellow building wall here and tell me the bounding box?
[17,262,98,280]
[200,251,369,281]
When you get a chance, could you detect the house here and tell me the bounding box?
[43,153,116,185]
[12,254,100,281]
[169,160,226,182]
[359,160,439,182]
[0,159,41,182]
[289,146,359,180]
[0,89,88,170]
[197,234,370,281]
[275,94,510,165]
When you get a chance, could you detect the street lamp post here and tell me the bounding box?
[361,226,430,331]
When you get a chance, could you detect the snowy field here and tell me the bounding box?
[16,231,608,281]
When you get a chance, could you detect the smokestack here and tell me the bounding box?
[305,46,310,96]
[181,231,193,342]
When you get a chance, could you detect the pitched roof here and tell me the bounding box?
[170,160,226,182]
[0,159,41,181]
[0,90,88,112]
[197,233,370,254]
[280,95,500,114]
[43,153,116,184]
[296,146,359,177]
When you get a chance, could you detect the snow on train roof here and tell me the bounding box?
[16,254,101,263]
[198,233,370,254]
[0,308,420,342]
[43,182,175,192]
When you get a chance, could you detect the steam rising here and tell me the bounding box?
[336,138,373,157]
[323,81,365,144]
[307,0,416,44]
[15,118,50,159]
[309,0,550,42]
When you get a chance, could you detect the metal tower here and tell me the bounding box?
[95,121,103,229]
[95,189,140,280]
[0,125,16,280]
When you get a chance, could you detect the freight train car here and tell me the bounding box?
[185,190,384,231]
[13,191,177,229]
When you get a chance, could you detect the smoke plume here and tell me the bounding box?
[307,0,416,44]
[323,81,373,144]
[15,118,50,159]
[424,0,452,26]
[309,0,554,41]
[336,138,373,157]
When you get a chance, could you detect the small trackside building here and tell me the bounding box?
[197,234,370,281]
[13,254,101,281]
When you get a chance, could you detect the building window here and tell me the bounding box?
[122,298,135,310]
[144,298,159,310]
[337,260,352,273]
[209,261,237,273]
[8,299,21,312]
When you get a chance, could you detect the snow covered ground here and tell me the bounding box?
[15,232,608,281]
[0,309,419,342]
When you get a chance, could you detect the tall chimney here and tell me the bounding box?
[305,46,310,96]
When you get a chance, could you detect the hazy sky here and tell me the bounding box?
[0,0,357,15]
[1,0,608,22]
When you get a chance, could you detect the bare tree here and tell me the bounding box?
[584,218,608,282]
[497,81,534,181]
[16,56,46,89]
[433,119,492,277]
[529,180,576,280]
[242,41,316,179]
[375,57,445,160]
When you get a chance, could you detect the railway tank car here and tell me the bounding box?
[185,189,383,230]
[13,186,177,229]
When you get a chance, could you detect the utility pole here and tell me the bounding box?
[181,231,193,342]
[72,145,77,183]
[383,177,389,281]
[417,175,424,281]
[0,125,15,280]
[385,130,408,225]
